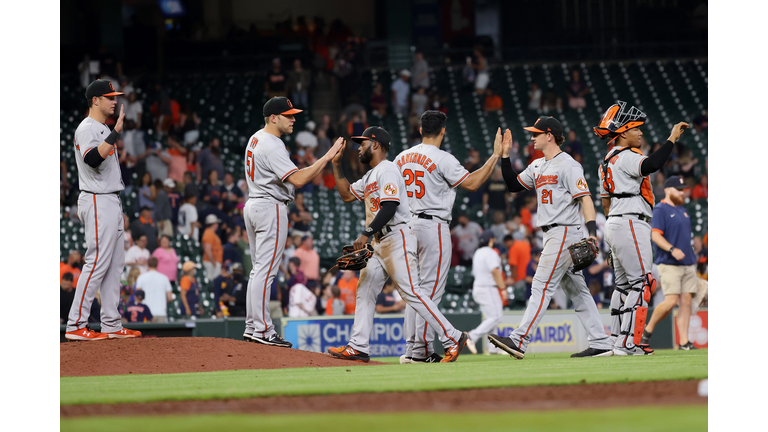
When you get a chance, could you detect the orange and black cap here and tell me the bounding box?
[524,116,564,137]
[263,97,303,116]
[85,79,124,99]
[351,126,391,150]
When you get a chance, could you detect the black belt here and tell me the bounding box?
[416,213,433,220]
[541,224,559,233]
[374,223,406,241]
[611,214,651,223]
[82,190,120,196]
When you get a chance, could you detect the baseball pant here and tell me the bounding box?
[348,226,463,354]
[404,218,452,358]
[468,286,504,343]
[67,192,125,333]
[508,225,612,352]
[244,199,289,339]
[203,261,222,282]
[605,216,653,349]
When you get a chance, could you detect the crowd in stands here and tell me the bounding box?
[62,26,708,322]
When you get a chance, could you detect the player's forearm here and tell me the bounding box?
[578,196,598,237]
[601,197,611,216]
[640,140,674,176]
[492,268,506,290]
[501,157,527,192]
[461,154,499,192]
[332,162,356,202]
[289,158,326,188]
[651,231,673,252]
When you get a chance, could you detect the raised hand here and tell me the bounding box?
[501,129,513,158]
[492,127,502,157]
[668,122,690,143]
[330,138,346,164]
[114,104,125,133]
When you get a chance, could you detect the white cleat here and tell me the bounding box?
[399,355,414,364]
[466,338,478,354]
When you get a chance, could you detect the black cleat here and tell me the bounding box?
[571,347,614,358]
[412,353,443,363]
[678,341,697,350]
[488,334,525,359]
[251,333,293,348]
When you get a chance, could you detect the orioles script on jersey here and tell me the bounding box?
[364,182,379,198]
[395,152,438,173]
[535,174,559,189]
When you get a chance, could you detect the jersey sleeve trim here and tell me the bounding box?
[82,147,96,158]
[281,168,299,181]
[451,172,470,188]
[379,197,400,203]
[572,191,591,199]
[350,186,364,201]
[652,228,664,235]
[517,174,533,190]
[637,157,647,177]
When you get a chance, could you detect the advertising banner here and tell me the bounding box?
[282,315,406,357]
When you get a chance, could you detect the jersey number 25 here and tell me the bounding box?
[403,169,425,199]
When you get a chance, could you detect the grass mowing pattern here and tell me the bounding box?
[61,405,707,432]
[61,350,707,405]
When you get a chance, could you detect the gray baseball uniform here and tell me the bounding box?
[243,129,298,339]
[508,152,611,352]
[394,144,469,358]
[598,146,655,351]
[345,160,464,354]
[467,246,504,343]
[66,117,126,333]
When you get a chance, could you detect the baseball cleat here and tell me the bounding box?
[243,332,254,342]
[487,334,525,359]
[570,347,613,358]
[440,332,469,363]
[65,325,109,341]
[678,342,697,350]
[104,328,142,339]
[399,355,414,364]
[640,329,652,346]
[412,353,443,363]
[251,333,293,348]
[613,345,654,356]
[328,345,370,362]
[466,338,478,354]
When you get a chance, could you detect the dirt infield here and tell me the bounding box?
[60,337,386,377]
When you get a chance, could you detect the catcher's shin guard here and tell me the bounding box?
[609,289,624,342]
[633,306,648,346]
[642,273,657,302]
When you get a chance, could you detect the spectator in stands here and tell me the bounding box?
[566,69,589,109]
[289,279,317,317]
[407,113,422,145]
[124,91,142,129]
[541,90,562,112]
[266,58,288,98]
[145,141,172,182]
[452,214,483,266]
[138,172,155,213]
[283,256,306,315]
[60,272,76,324]
[175,105,201,146]
[691,175,708,200]
[319,114,337,141]
[507,230,531,292]
[151,235,179,283]
[60,250,82,287]
[124,267,141,299]
[295,121,319,162]
[199,194,231,240]
[135,256,173,322]
[316,129,333,161]
[693,110,708,133]
[222,228,243,266]
[293,235,320,289]
[519,197,537,235]
[288,58,312,108]
[163,179,182,229]
[177,191,200,240]
[179,260,203,317]
[282,233,302,270]
[370,82,387,117]
[202,214,224,281]
[483,89,504,113]
[221,172,244,213]
[201,169,224,206]
[125,234,151,275]
[563,130,583,163]
[411,50,430,89]
[525,248,542,300]
[124,290,153,323]
[345,112,368,140]
[678,147,699,182]
[219,262,247,317]
[693,235,707,262]
[411,86,429,116]
[653,172,667,202]
[196,137,224,183]
[482,167,510,218]
[153,179,173,238]
[376,279,406,314]
[472,46,489,95]
[289,193,313,237]
[326,286,346,316]
[130,207,159,252]
[166,135,187,184]
[337,270,358,314]
[391,69,411,117]
[528,83,542,111]
[489,210,510,242]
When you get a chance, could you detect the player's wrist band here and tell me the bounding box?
[668,247,675,253]
[585,220,597,238]
[105,130,119,145]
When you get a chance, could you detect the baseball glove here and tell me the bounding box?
[337,244,374,271]
[568,238,599,273]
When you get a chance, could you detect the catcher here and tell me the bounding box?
[488,117,613,359]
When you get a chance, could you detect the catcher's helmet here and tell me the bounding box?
[593,101,646,144]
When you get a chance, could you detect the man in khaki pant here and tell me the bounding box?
[641,176,698,350]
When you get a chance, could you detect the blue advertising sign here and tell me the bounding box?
[282,315,406,357]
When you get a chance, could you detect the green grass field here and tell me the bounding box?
[60,350,707,405]
[60,406,708,432]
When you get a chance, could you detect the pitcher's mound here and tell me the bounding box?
[60,337,387,377]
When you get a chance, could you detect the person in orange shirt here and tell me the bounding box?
[519,198,537,234]
[690,175,707,200]
[507,231,532,285]
[336,270,359,314]
[60,250,82,287]
[202,214,224,281]
[483,89,503,112]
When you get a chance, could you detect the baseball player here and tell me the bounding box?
[327,126,469,363]
[242,97,343,347]
[394,110,509,363]
[466,230,508,354]
[488,117,613,358]
[65,79,142,341]
[592,100,689,355]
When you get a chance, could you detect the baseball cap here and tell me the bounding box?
[479,230,496,244]
[85,79,124,100]
[664,176,687,190]
[134,289,146,299]
[228,262,243,273]
[524,116,564,137]
[182,261,196,272]
[400,69,412,77]
[263,97,303,117]
[205,214,221,224]
[351,126,392,150]
[163,178,176,188]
